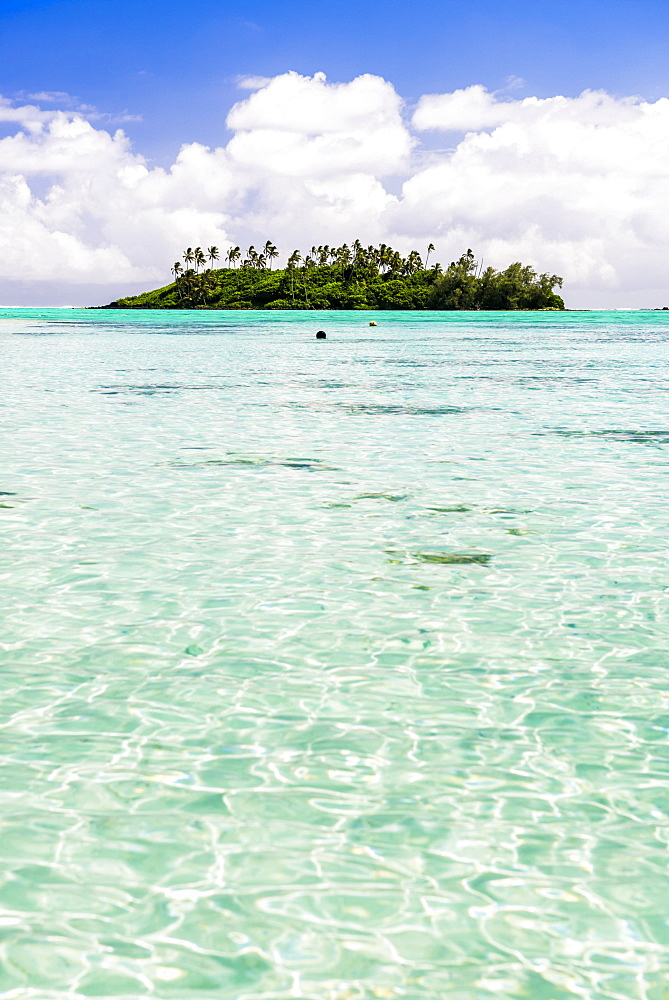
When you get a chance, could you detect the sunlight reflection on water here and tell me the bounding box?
[1,308,669,999]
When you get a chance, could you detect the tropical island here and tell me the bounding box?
[103,242,565,310]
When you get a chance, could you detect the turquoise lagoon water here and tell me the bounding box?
[1,307,669,1000]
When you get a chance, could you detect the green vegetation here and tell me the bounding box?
[104,242,564,310]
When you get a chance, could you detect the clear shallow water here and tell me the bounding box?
[1,307,669,1000]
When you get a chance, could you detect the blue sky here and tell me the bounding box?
[1,0,668,306]
[1,0,668,162]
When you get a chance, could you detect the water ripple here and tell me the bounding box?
[1,308,669,998]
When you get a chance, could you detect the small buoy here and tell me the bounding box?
[316,330,326,339]
[369,321,377,326]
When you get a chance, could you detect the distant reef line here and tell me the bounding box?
[98,244,565,311]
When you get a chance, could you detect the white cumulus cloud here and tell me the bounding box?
[0,74,668,306]
[402,86,669,302]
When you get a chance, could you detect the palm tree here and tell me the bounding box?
[200,268,217,304]
[180,268,197,307]
[406,250,423,275]
[301,255,314,307]
[336,244,351,282]
[170,235,452,307]
[264,242,279,269]
[387,250,402,274]
[287,250,301,306]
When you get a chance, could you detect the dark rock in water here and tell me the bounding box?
[426,505,473,513]
[385,549,492,565]
[412,551,492,565]
[166,455,339,472]
[354,492,408,502]
[340,403,466,416]
[316,331,326,339]
[549,428,669,446]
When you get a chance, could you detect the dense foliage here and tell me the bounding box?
[105,243,565,310]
